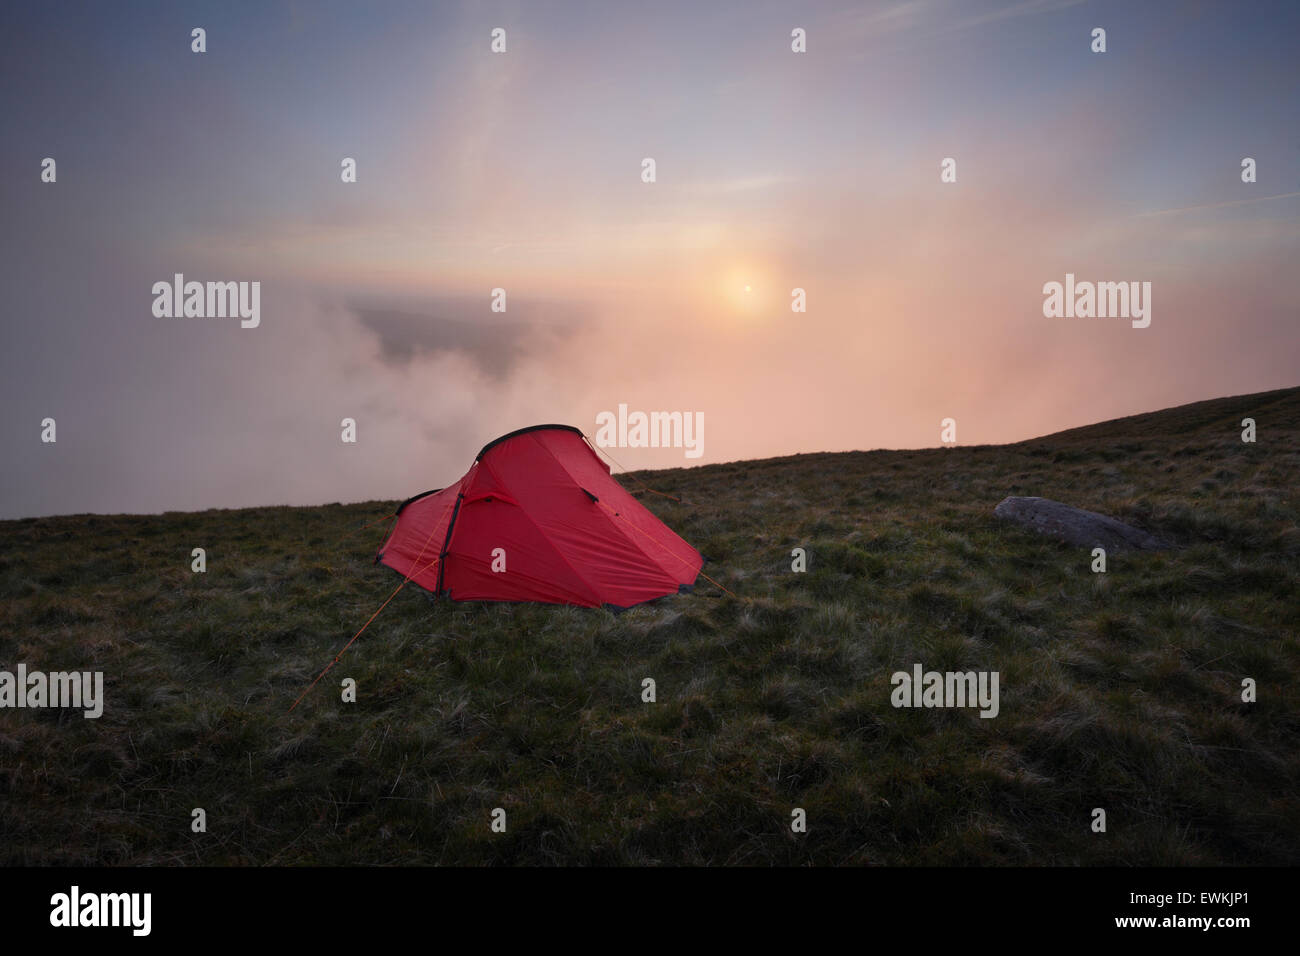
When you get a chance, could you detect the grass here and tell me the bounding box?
[1,386,1297,865]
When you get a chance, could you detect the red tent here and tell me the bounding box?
[375,425,703,609]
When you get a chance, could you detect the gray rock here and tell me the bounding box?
[994,496,1168,551]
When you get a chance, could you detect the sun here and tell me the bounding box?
[713,262,772,319]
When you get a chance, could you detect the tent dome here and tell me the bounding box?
[376,425,702,609]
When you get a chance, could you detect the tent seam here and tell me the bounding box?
[529,431,680,584]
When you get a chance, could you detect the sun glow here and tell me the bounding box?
[716,263,770,319]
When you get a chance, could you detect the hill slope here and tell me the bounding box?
[2,387,1297,865]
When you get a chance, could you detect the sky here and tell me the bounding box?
[1,0,1297,518]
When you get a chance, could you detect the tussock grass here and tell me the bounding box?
[1,387,1297,864]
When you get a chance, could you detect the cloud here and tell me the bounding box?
[352,299,582,379]
[829,0,1084,45]
[682,175,792,195]
[946,0,1087,31]
[1132,192,1300,219]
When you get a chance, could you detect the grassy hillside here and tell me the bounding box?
[2,387,1297,865]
